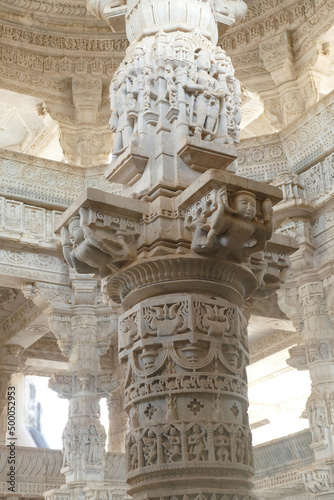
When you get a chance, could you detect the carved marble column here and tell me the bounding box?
[280,281,334,498]
[0,346,25,445]
[54,1,296,499]
[42,278,119,500]
[107,387,128,453]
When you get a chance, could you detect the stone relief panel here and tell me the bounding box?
[0,196,62,248]
[0,249,69,284]
[236,93,334,184]
[303,469,330,494]
[281,92,334,174]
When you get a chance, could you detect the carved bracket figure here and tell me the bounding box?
[55,188,147,279]
[185,185,273,263]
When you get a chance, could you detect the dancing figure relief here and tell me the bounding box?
[214,426,230,462]
[163,426,182,462]
[187,424,207,461]
[143,429,158,465]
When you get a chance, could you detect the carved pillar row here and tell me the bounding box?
[279,281,334,497]
[24,278,120,500]
[0,346,25,445]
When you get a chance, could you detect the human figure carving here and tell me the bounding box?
[214,426,230,461]
[61,214,136,278]
[188,425,207,461]
[190,188,272,262]
[130,438,139,469]
[304,472,329,493]
[235,429,245,463]
[143,429,158,465]
[62,424,72,468]
[109,66,135,154]
[215,48,234,144]
[61,217,111,277]
[163,427,181,462]
[184,50,223,140]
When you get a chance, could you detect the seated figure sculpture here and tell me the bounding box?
[191,188,272,262]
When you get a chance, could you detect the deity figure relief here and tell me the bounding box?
[110,66,135,154]
[128,435,139,469]
[109,44,158,154]
[143,429,158,465]
[214,426,230,461]
[188,425,207,461]
[184,50,223,140]
[304,472,329,493]
[307,394,327,442]
[235,429,245,463]
[189,188,272,262]
[165,64,178,108]
[62,424,73,468]
[215,48,234,144]
[85,425,102,465]
[163,426,181,462]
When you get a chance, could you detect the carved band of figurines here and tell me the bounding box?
[109,31,241,156]
[126,421,253,472]
[124,373,248,406]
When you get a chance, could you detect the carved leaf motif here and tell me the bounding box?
[195,302,235,337]
[145,301,188,336]
[120,311,139,348]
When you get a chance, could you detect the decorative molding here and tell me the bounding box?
[249,330,299,364]
[236,92,334,181]
[0,299,40,346]
[0,446,128,496]
[0,21,128,53]
[0,148,121,209]
[0,249,69,284]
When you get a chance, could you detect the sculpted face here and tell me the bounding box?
[69,219,84,246]
[232,193,257,220]
[197,54,211,72]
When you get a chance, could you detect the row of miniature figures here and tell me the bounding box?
[110,31,241,154]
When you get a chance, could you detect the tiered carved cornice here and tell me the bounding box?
[237,90,334,181]
[0,0,128,166]
[222,0,334,128]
